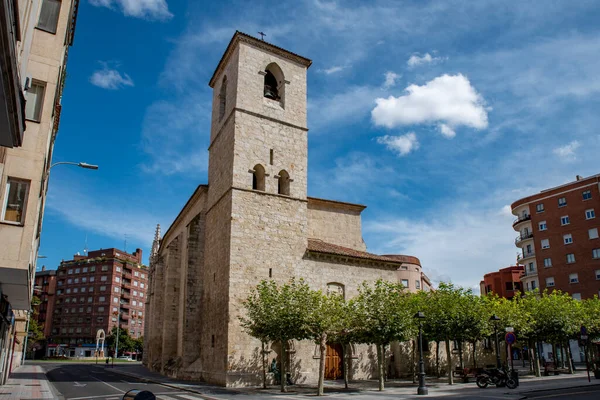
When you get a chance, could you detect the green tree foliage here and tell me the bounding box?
[27,296,45,353]
[106,326,135,356]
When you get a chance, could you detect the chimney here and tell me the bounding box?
[135,248,143,263]
[576,175,583,181]
[41,265,46,271]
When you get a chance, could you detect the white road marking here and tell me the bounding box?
[120,380,146,385]
[90,375,125,394]
[177,395,207,400]
[73,382,87,387]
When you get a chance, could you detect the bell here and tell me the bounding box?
[264,85,278,100]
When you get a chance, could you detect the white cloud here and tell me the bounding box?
[552,140,581,161]
[382,71,400,89]
[89,67,134,90]
[438,123,456,138]
[407,53,445,68]
[371,74,489,136]
[320,66,345,74]
[90,0,173,21]
[377,133,419,156]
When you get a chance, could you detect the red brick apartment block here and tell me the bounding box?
[51,248,149,346]
[480,266,524,299]
[33,267,57,337]
[511,174,600,299]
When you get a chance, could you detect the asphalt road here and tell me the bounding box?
[521,385,600,399]
[42,363,210,400]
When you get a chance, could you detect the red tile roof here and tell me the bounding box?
[307,239,420,266]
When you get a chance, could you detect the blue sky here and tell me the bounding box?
[40,0,600,291]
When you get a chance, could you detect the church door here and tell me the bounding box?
[325,343,343,380]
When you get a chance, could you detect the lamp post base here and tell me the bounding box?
[418,386,429,395]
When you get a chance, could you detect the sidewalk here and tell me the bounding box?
[102,364,600,399]
[0,364,57,399]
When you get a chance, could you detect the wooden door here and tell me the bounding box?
[325,343,343,380]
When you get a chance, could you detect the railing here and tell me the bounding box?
[513,214,531,227]
[517,252,535,262]
[522,269,538,277]
[515,232,534,245]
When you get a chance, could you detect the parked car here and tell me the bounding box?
[117,356,133,361]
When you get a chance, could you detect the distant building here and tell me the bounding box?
[480,266,524,299]
[33,266,57,338]
[511,174,600,299]
[0,0,80,383]
[50,248,148,357]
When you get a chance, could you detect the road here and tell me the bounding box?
[41,363,210,400]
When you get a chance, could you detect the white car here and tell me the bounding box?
[117,356,133,361]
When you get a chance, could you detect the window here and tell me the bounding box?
[132,300,137,306]
[68,269,73,274]
[264,69,280,100]
[219,76,227,120]
[133,290,138,296]
[140,293,144,298]
[74,278,79,283]
[563,234,573,245]
[90,266,96,272]
[67,279,72,284]
[115,277,120,283]
[561,216,570,226]
[593,249,600,259]
[83,267,88,273]
[25,82,45,121]
[505,282,514,291]
[583,190,592,200]
[133,281,138,287]
[114,287,120,293]
[539,221,547,231]
[87,297,92,303]
[544,258,552,267]
[99,296,105,302]
[101,265,108,271]
[1,179,29,224]
[116,266,121,272]
[101,276,107,281]
[252,164,266,191]
[277,170,290,195]
[572,293,581,301]
[73,288,78,293]
[569,273,579,283]
[415,280,421,289]
[596,270,600,280]
[98,307,104,312]
[75,268,80,273]
[37,0,61,33]
[100,285,106,291]
[141,274,145,279]
[66,288,71,294]
[134,271,139,277]
[401,279,409,288]
[114,297,119,303]
[567,253,576,264]
[546,277,555,287]
[589,228,599,240]
[536,203,544,213]
[140,283,145,289]
[97,317,104,323]
[541,239,550,249]
[138,311,142,316]
[558,197,567,207]
[528,262,534,272]
[82,277,87,283]
[90,277,95,282]
[586,209,596,220]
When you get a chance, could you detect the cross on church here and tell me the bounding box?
[258,31,266,41]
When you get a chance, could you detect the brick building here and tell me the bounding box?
[511,174,600,299]
[33,266,57,338]
[51,248,148,355]
[480,266,524,299]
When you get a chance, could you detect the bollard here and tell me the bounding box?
[122,389,156,400]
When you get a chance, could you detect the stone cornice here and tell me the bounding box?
[209,31,312,88]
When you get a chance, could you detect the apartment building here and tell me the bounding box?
[51,248,148,357]
[0,0,79,383]
[32,266,56,338]
[511,174,600,299]
[480,265,524,299]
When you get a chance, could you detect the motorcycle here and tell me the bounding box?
[476,367,518,389]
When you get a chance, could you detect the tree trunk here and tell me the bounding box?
[532,340,540,377]
[458,341,464,370]
[472,341,477,368]
[445,339,454,385]
[261,342,267,389]
[552,343,558,369]
[344,343,349,389]
[436,341,440,378]
[317,333,327,396]
[412,340,416,383]
[566,341,574,374]
[281,340,287,393]
[377,344,384,391]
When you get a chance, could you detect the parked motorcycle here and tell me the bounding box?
[476,367,518,389]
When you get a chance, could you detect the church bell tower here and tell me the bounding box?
[202,32,312,385]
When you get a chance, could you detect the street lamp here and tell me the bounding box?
[490,314,501,368]
[50,161,99,170]
[113,308,121,359]
[414,311,428,395]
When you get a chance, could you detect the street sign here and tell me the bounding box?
[581,326,588,335]
[581,334,588,341]
[505,332,517,344]
[505,327,515,332]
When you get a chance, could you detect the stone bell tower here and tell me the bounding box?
[202,32,312,385]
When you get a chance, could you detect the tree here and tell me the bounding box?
[27,296,45,356]
[106,326,135,356]
[350,280,413,391]
[240,279,314,392]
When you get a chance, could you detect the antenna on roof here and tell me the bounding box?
[84,234,88,255]
[258,31,266,41]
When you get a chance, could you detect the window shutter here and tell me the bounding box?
[38,0,61,34]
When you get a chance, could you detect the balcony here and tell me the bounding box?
[513,214,531,228]
[522,268,538,278]
[515,232,534,246]
[517,252,536,263]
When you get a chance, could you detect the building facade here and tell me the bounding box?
[51,248,148,357]
[511,174,600,299]
[480,266,524,299]
[0,0,79,383]
[144,32,431,387]
[33,266,56,338]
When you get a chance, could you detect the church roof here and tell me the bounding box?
[307,196,366,212]
[307,239,420,266]
[209,31,313,88]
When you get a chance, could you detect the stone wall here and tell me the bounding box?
[307,201,366,251]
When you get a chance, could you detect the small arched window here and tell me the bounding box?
[277,170,290,195]
[327,283,345,299]
[252,164,265,191]
[219,76,227,121]
[263,63,285,105]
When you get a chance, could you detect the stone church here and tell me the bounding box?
[144,31,431,386]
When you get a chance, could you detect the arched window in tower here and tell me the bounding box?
[326,283,345,299]
[263,63,285,105]
[252,164,265,191]
[219,76,227,121]
[277,170,290,195]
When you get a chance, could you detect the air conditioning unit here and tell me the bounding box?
[24,76,33,91]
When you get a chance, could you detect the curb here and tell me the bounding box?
[517,381,600,396]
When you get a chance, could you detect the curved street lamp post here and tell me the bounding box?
[490,314,502,368]
[414,311,428,395]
